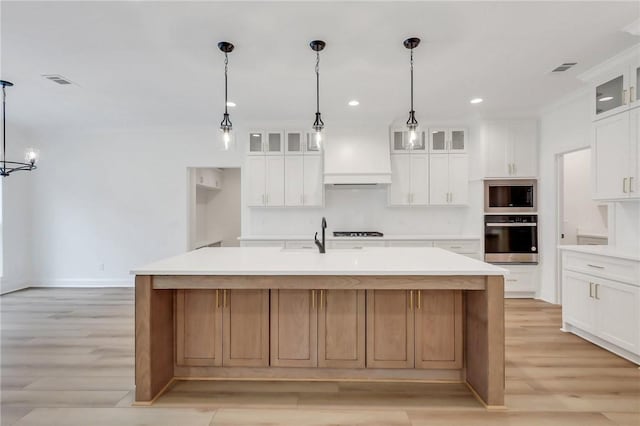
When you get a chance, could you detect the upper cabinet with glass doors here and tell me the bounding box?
[284,131,322,155]
[586,47,640,121]
[389,129,426,153]
[428,128,467,153]
[248,131,284,155]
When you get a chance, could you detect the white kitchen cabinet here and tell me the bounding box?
[588,50,640,121]
[196,168,222,190]
[482,120,537,178]
[390,129,426,153]
[429,154,468,205]
[388,154,428,206]
[428,128,467,153]
[248,131,284,155]
[284,156,304,206]
[592,110,638,200]
[562,249,640,364]
[246,156,284,207]
[284,155,323,207]
[285,131,305,154]
[499,264,539,298]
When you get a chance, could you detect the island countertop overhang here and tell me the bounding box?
[131,247,507,277]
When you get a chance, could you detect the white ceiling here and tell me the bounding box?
[2,1,639,131]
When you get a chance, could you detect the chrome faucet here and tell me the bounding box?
[314,217,327,254]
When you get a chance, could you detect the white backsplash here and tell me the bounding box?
[247,181,483,237]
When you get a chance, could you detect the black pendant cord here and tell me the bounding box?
[316,51,320,114]
[2,84,6,171]
[410,48,414,114]
[224,52,229,116]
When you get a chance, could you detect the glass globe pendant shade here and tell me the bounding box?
[24,147,39,165]
[219,127,233,151]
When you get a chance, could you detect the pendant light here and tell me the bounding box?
[1,80,38,177]
[218,41,234,150]
[310,40,326,150]
[403,37,420,149]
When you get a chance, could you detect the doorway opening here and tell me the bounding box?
[187,167,241,250]
[556,148,609,300]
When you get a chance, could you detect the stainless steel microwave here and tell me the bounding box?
[484,179,537,213]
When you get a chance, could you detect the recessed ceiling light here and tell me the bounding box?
[226,101,236,107]
[598,96,614,102]
[470,98,483,104]
[348,100,360,106]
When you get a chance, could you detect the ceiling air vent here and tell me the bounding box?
[42,74,73,85]
[551,62,577,73]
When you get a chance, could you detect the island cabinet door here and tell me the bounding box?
[176,290,223,366]
[222,289,270,367]
[270,290,318,367]
[414,290,463,369]
[318,289,366,368]
[366,290,415,368]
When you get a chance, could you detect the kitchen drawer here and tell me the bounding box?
[386,240,434,247]
[330,240,386,249]
[563,252,640,285]
[503,265,538,296]
[434,240,480,254]
[284,240,316,250]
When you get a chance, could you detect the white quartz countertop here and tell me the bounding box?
[238,234,481,241]
[559,245,640,262]
[132,247,506,276]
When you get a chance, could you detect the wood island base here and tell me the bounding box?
[135,274,505,409]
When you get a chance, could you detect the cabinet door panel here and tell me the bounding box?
[389,155,411,205]
[303,155,323,206]
[510,120,537,177]
[265,156,285,206]
[450,128,467,153]
[284,156,304,206]
[484,122,510,177]
[593,113,630,200]
[366,290,414,368]
[176,290,222,366]
[271,290,317,367]
[562,272,595,333]
[223,289,269,367]
[318,290,365,368]
[448,154,469,205]
[415,290,462,369]
[246,156,266,206]
[429,154,449,205]
[595,279,640,353]
[410,154,429,205]
[630,108,639,197]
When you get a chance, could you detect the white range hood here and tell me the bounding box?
[323,125,392,185]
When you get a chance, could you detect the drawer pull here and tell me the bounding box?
[589,282,593,298]
[506,279,517,282]
[449,246,462,249]
[595,283,600,300]
[587,264,605,269]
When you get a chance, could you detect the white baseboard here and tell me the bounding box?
[32,279,134,288]
[0,284,30,295]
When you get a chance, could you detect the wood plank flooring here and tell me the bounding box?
[1,288,639,425]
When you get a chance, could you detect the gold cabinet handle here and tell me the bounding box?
[595,284,600,300]
[589,282,593,298]
[417,290,422,310]
[409,290,413,311]
[623,89,628,105]
[319,290,323,310]
[223,289,228,307]
[311,289,315,309]
[631,86,636,103]
[630,177,635,193]
[216,289,220,307]
[623,177,628,193]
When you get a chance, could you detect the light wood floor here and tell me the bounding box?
[1,288,638,425]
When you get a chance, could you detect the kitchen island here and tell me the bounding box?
[132,247,507,408]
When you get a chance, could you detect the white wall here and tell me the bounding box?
[29,126,242,287]
[1,125,34,294]
[205,168,241,247]
[562,148,608,244]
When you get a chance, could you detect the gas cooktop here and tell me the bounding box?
[333,231,384,238]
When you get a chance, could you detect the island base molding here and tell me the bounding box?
[135,274,505,409]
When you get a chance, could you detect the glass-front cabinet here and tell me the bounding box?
[389,129,426,153]
[428,128,467,153]
[591,53,640,120]
[285,131,303,154]
[248,131,284,155]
